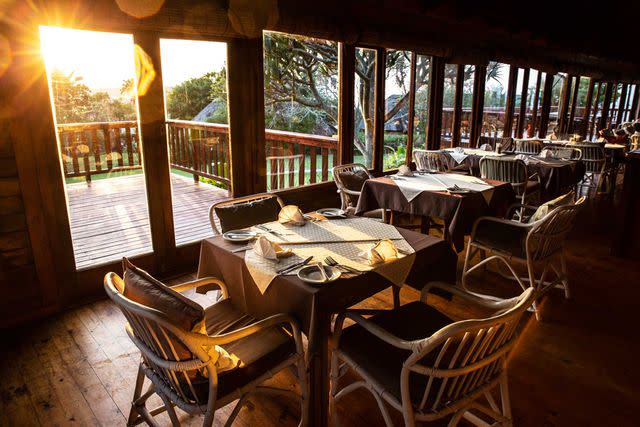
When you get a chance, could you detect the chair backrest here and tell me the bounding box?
[572,143,606,174]
[527,196,585,261]
[547,146,582,160]
[332,163,373,210]
[477,136,514,152]
[403,287,536,415]
[479,157,527,196]
[514,138,543,155]
[104,273,214,409]
[209,193,285,235]
[413,149,448,172]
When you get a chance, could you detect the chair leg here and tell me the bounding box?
[560,252,570,299]
[499,373,513,427]
[128,363,147,426]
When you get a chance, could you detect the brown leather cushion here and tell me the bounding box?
[473,219,529,258]
[339,302,453,409]
[214,196,281,233]
[190,299,296,402]
[338,169,370,191]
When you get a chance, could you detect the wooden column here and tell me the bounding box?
[405,52,417,163]
[530,70,542,136]
[338,43,355,165]
[616,83,628,127]
[227,37,267,195]
[599,82,614,131]
[502,65,518,137]
[558,75,572,134]
[538,73,554,138]
[451,64,464,146]
[590,82,602,138]
[516,68,530,138]
[568,76,580,134]
[630,84,640,121]
[133,31,175,274]
[581,78,595,137]
[372,48,385,175]
[469,64,486,148]
[427,56,444,150]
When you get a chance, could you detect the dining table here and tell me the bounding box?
[197,216,458,427]
[355,172,515,251]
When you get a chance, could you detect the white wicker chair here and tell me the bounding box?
[104,273,307,426]
[330,282,535,427]
[462,195,585,320]
[209,193,285,235]
[573,143,614,197]
[514,139,543,155]
[413,149,472,175]
[332,163,384,220]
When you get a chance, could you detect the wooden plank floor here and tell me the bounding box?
[2,199,639,426]
[66,174,229,269]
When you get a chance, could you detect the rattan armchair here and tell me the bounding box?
[105,274,307,427]
[332,163,384,220]
[477,136,514,153]
[573,143,614,197]
[479,157,541,216]
[209,193,285,235]
[413,149,472,175]
[462,195,585,320]
[514,139,543,155]
[330,282,535,426]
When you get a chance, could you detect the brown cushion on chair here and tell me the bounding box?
[528,192,575,223]
[473,219,529,258]
[214,196,281,233]
[339,302,453,409]
[338,169,370,192]
[526,180,540,193]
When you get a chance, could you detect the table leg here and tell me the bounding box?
[306,309,332,427]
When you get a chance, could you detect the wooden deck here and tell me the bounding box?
[66,173,228,269]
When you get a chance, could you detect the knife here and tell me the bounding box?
[277,256,313,275]
[256,224,287,238]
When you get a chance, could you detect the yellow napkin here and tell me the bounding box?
[278,205,306,226]
[253,235,292,260]
[305,212,328,222]
[360,239,399,265]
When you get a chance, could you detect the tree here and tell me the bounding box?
[49,69,93,123]
[166,70,227,121]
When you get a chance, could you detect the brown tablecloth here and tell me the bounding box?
[355,177,515,251]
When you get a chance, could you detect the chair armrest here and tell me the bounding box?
[332,311,414,351]
[170,277,229,300]
[527,172,541,184]
[420,281,515,311]
[338,188,362,197]
[506,203,538,219]
[470,215,532,240]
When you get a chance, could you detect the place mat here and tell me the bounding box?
[245,218,416,294]
[390,173,495,204]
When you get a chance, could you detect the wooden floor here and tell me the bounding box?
[2,198,639,426]
[66,174,229,269]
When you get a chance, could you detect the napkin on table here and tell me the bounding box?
[278,205,306,226]
[539,149,553,159]
[360,239,399,265]
[253,235,292,260]
[397,164,414,176]
[479,143,492,151]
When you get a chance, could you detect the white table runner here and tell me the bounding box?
[444,148,504,164]
[244,218,416,294]
[390,173,495,204]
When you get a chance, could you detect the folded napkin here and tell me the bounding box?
[359,239,399,265]
[479,143,493,151]
[539,149,553,159]
[305,212,328,222]
[515,154,528,161]
[453,146,464,154]
[569,135,583,143]
[253,236,292,260]
[397,165,414,176]
[278,205,306,226]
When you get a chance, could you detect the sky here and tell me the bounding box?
[39,26,227,90]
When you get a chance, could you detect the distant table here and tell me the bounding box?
[355,174,515,251]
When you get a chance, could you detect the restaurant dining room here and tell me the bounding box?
[2,1,640,426]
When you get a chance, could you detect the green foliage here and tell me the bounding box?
[166,69,227,121]
[383,143,407,170]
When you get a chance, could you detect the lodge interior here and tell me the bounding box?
[2,1,640,426]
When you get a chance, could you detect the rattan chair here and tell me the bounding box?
[413,149,472,175]
[209,193,285,235]
[477,136,514,153]
[330,282,535,427]
[573,143,613,197]
[332,163,384,220]
[545,146,582,160]
[462,195,585,320]
[479,157,541,215]
[105,273,307,427]
[514,139,543,155]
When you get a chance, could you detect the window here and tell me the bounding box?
[482,61,508,138]
[263,31,339,190]
[459,65,475,146]
[354,47,377,168]
[547,73,565,135]
[412,55,431,150]
[383,50,411,170]
[160,38,230,246]
[439,63,456,148]
[524,69,544,137]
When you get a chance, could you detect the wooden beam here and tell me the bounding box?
[338,43,355,165]
[470,64,486,148]
[568,76,580,134]
[227,37,267,195]
[373,48,385,175]
[538,73,554,138]
[558,75,572,134]
[599,82,614,131]
[530,70,542,136]
[133,31,176,275]
[405,52,417,164]
[427,56,445,150]
[502,66,518,137]
[616,83,628,127]
[517,68,530,138]
[451,64,464,146]
[581,78,595,137]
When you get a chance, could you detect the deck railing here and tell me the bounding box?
[57,120,338,191]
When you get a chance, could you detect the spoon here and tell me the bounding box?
[324,256,362,274]
[316,262,329,282]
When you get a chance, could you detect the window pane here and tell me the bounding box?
[482,61,508,138]
[354,48,376,168]
[263,31,339,190]
[160,38,231,246]
[460,65,475,146]
[524,69,542,137]
[548,73,565,135]
[412,55,431,150]
[440,63,456,148]
[383,50,411,170]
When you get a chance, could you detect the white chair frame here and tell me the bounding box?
[330,282,535,427]
[208,193,285,235]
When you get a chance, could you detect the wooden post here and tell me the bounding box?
[568,76,580,134]
[427,56,444,150]
[538,72,554,138]
[616,83,628,127]
[558,75,572,134]
[502,65,518,137]
[582,78,595,137]
[470,64,486,148]
[373,48,385,175]
[517,68,530,138]
[599,82,614,131]
[451,64,464,146]
[133,31,176,274]
[531,70,542,136]
[338,43,355,165]
[405,52,417,164]
[227,37,267,195]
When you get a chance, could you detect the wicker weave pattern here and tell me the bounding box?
[412,150,448,172]
[332,163,373,210]
[208,193,284,235]
[514,139,543,155]
[477,136,514,152]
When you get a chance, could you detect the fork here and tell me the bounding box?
[324,256,362,274]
